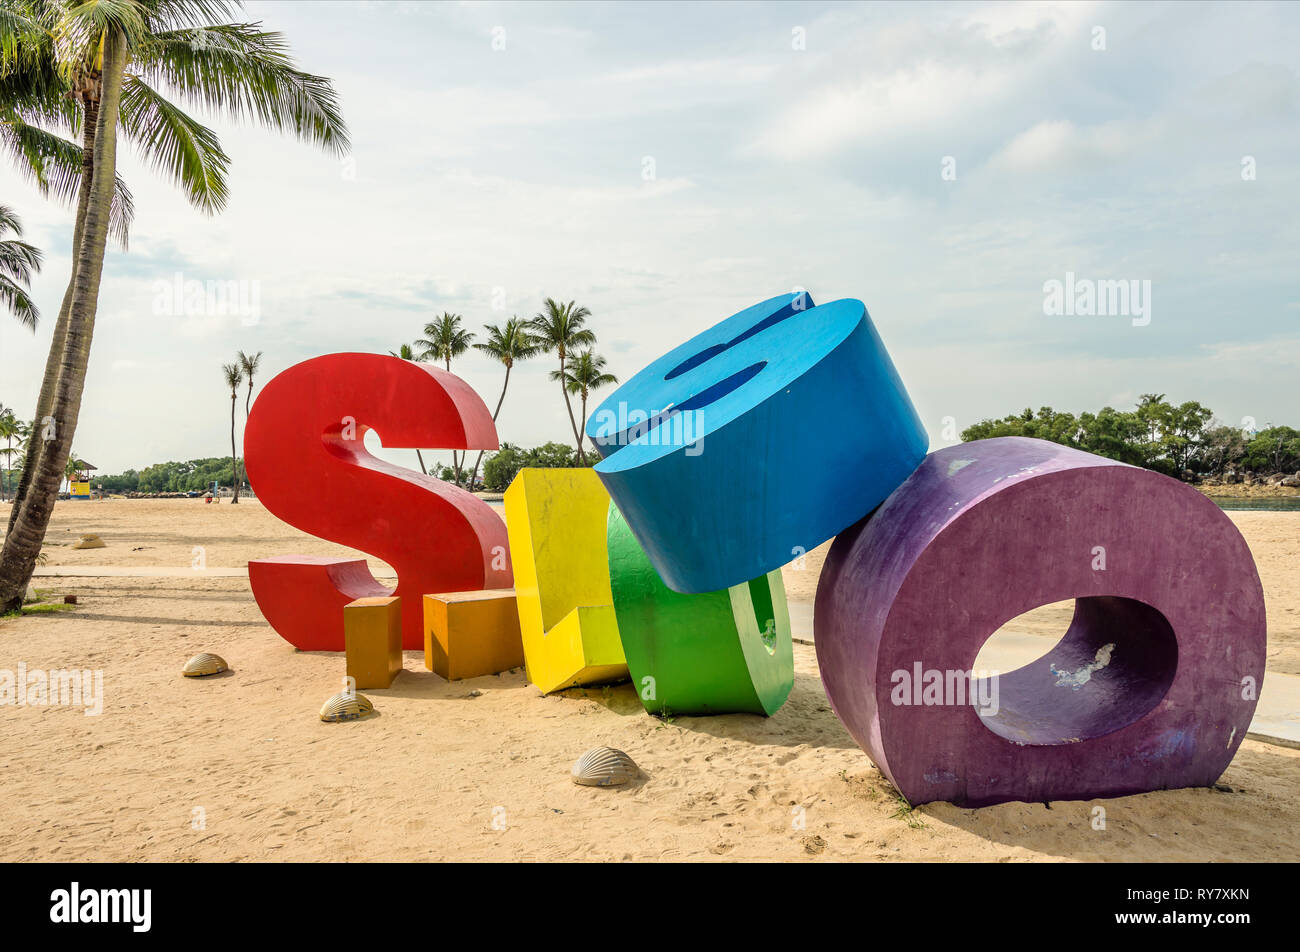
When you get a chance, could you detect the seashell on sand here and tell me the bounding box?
[320,691,375,722]
[182,652,229,677]
[571,746,639,787]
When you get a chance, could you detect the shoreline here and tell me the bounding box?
[1197,484,1300,500]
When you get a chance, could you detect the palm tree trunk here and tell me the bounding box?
[445,357,464,485]
[6,98,99,534]
[229,392,239,503]
[578,390,591,464]
[0,29,126,612]
[469,364,511,491]
[558,351,586,465]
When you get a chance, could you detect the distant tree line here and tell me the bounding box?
[90,394,1298,496]
[88,444,585,497]
[93,458,243,495]
[962,393,1300,482]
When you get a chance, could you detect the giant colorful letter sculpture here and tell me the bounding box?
[607,504,794,715]
[245,296,1269,808]
[586,292,928,594]
[814,437,1267,806]
[503,468,627,693]
[245,352,511,651]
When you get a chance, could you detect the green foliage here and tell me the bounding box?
[96,468,140,493]
[1244,426,1300,475]
[480,442,589,492]
[962,396,1294,480]
[91,457,239,494]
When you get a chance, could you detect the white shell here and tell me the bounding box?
[571,746,638,787]
[320,692,375,722]
[182,652,229,677]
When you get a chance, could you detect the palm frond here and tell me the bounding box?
[0,12,80,133]
[0,5,57,81]
[0,272,39,331]
[141,1,241,33]
[135,21,349,154]
[0,202,23,234]
[0,238,43,283]
[120,73,229,213]
[53,0,151,77]
[0,112,135,247]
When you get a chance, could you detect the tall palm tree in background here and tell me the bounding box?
[237,349,261,419]
[417,312,474,485]
[530,298,595,464]
[0,408,22,498]
[387,342,426,474]
[236,348,261,495]
[554,350,617,461]
[467,316,539,490]
[0,0,347,612]
[221,361,242,502]
[0,204,42,331]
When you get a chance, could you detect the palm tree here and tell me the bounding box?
[467,317,540,490]
[235,348,261,493]
[0,408,21,498]
[387,342,426,474]
[222,361,242,503]
[529,298,596,464]
[416,312,474,484]
[0,1,348,613]
[0,204,42,331]
[237,349,262,419]
[63,450,84,494]
[1,1,136,529]
[554,351,618,460]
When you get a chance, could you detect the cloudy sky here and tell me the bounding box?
[1,0,1297,475]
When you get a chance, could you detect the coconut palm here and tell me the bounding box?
[0,407,22,498]
[237,349,261,419]
[234,348,260,494]
[62,450,84,493]
[467,316,540,490]
[221,360,242,503]
[0,1,348,612]
[553,351,617,460]
[387,342,427,474]
[529,298,596,464]
[0,204,42,331]
[417,313,475,368]
[1,44,134,532]
[416,312,474,484]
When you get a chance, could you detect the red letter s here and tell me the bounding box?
[244,352,511,650]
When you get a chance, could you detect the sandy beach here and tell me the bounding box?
[1,497,1297,862]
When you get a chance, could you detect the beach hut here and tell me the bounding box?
[69,460,96,500]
